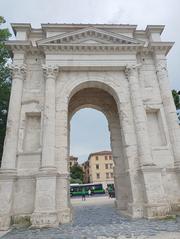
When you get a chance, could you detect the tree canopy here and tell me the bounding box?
[70,165,84,184]
[172,89,180,110]
[0,16,11,164]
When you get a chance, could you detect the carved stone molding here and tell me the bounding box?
[57,173,70,179]
[8,64,27,79]
[124,64,141,79]
[155,60,168,74]
[42,65,59,79]
[41,28,143,45]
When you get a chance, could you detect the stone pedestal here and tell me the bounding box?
[31,168,58,228]
[56,174,72,224]
[0,170,16,230]
[140,166,170,218]
[127,203,144,218]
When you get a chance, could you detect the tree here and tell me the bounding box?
[0,17,12,165]
[172,89,180,109]
[70,165,84,184]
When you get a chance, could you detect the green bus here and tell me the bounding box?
[70,183,105,196]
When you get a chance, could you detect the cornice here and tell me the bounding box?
[5,41,44,55]
[41,23,138,31]
[6,40,32,46]
[39,43,143,53]
[148,41,174,55]
[11,23,32,36]
[145,25,165,36]
[37,27,144,45]
[5,40,32,51]
[5,42,174,56]
[5,29,174,56]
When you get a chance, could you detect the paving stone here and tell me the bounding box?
[1,203,180,239]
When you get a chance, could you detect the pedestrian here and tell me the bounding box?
[108,186,112,198]
[88,188,91,197]
[82,187,86,201]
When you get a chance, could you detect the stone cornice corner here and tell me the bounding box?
[5,40,33,52]
[148,42,174,56]
[145,25,165,36]
[11,23,32,36]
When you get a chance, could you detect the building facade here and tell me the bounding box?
[83,151,114,188]
[69,156,78,168]
[0,23,180,229]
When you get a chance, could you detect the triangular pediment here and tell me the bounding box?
[37,27,145,46]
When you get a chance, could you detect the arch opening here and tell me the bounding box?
[67,83,133,213]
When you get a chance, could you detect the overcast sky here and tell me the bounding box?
[1,0,179,163]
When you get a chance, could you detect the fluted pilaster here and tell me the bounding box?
[154,55,180,168]
[41,65,59,169]
[125,64,154,167]
[1,64,26,170]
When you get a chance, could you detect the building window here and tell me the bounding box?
[111,172,114,178]
[110,163,113,169]
[105,155,108,160]
[96,156,98,160]
[96,173,100,179]
[106,173,109,179]
[96,164,99,169]
[70,162,72,167]
[105,164,108,169]
[109,155,112,160]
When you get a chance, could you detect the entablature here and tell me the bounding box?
[6,24,174,56]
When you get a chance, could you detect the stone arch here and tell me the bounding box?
[67,82,134,213]
[1,23,179,230]
[56,71,129,113]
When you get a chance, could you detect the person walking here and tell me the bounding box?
[88,188,91,197]
[82,187,86,201]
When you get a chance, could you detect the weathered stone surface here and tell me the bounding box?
[0,23,180,229]
[1,200,180,238]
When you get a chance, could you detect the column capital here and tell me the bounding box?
[124,64,141,79]
[8,64,27,79]
[155,59,168,73]
[42,65,59,79]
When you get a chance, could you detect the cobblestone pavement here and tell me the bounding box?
[1,197,180,239]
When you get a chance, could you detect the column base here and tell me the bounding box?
[0,169,16,230]
[57,208,72,224]
[127,203,144,218]
[115,201,144,219]
[31,212,58,228]
[0,215,11,231]
[114,199,127,211]
[171,202,180,213]
[143,203,171,219]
